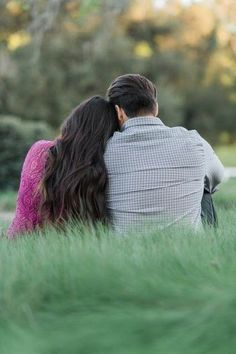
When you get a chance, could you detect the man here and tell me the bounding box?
[104,74,224,233]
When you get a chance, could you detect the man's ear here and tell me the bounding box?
[115,105,128,126]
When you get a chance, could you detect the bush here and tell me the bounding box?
[0,190,17,212]
[0,115,53,190]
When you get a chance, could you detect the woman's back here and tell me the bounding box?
[7,96,119,238]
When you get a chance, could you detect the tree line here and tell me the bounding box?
[0,0,236,146]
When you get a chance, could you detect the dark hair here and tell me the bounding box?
[40,96,119,226]
[107,74,157,117]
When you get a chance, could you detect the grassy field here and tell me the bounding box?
[0,208,236,354]
[214,178,236,208]
[0,157,235,353]
[0,179,235,353]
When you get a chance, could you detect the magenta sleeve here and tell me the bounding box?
[7,140,53,238]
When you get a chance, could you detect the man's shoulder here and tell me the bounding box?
[107,125,202,141]
[105,123,205,154]
[169,125,199,137]
[169,126,205,144]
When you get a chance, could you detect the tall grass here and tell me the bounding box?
[215,178,236,208]
[0,207,236,354]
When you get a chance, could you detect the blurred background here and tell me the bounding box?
[0,0,235,220]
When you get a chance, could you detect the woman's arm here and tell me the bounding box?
[7,140,53,239]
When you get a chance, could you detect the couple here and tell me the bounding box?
[8,74,224,238]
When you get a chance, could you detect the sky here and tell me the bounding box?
[154,0,204,8]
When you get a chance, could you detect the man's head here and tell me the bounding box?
[107,74,158,125]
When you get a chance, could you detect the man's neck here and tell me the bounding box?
[133,113,156,118]
[121,116,164,131]
[124,114,157,124]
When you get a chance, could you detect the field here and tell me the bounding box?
[0,177,235,353]
[216,145,236,167]
[214,178,236,208]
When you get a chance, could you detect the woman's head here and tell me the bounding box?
[40,96,119,225]
[60,96,119,150]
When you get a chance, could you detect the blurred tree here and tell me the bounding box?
[0,0,235,142]
[0,115,52,189]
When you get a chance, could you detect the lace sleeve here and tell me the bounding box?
[7,140,53,238]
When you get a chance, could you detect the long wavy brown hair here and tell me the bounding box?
[40,96,119,226]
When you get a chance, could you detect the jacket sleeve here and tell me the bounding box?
[199,136,225,193]
[7,140,52,238]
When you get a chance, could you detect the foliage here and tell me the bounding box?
[0,0,235,142]
[0,189,17,211]
[216,145,236,167]
[0,115,52,189]
[0,206,236,353]
[0,0,235,187]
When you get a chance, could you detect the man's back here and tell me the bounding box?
[104,117,208,232]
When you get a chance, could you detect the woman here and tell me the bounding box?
[7,96,119,238]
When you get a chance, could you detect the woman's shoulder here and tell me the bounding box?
[27,139,54,156]
[23,140,54,169]
[31,139,54,151]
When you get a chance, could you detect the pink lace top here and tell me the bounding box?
[7,140,54,238]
